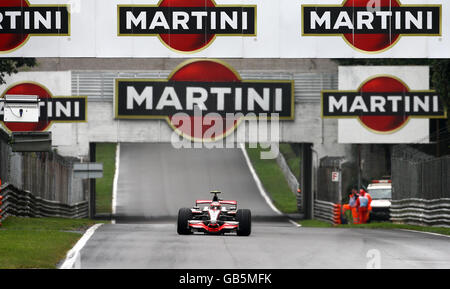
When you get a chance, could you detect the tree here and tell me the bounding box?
[430,60,450,108]
[0,58,36,85]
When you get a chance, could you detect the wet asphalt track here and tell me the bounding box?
[79,143,450,269]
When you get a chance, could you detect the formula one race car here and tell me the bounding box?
[177,191,251,236]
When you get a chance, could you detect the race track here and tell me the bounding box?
[114,143,279,220]
[78,143,450,269]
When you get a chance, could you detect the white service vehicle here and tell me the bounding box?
[367,180,392,221]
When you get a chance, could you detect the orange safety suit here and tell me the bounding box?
[365,191,372,223]
[343,192,360,224]
[358,190,369,224]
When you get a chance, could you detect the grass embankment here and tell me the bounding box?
[246,145,298,214]
[0,217,101,269]
[95,143,117,214]
[278,143,300,181]
[298,219,450,236]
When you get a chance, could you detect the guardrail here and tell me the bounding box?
[390,198,450,227]
[314,199,341,225]
[0,183,88,221]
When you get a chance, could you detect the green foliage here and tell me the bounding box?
[246,144,298,214]
[278,143,301,181]
[0,217,101,268]
[96,143,117,214]
[431,60,450,107]
[0,58,36,85]
[298,219,334,228]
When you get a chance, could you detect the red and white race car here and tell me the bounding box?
[177,191,251,236]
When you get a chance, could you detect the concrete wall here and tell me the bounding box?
[33,58,338,73]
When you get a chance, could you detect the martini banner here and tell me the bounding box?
[0,0,448,58]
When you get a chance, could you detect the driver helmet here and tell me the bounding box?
[210,202,221,210]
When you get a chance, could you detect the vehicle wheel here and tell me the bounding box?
[236,209,251,236]
[177,208,193,235]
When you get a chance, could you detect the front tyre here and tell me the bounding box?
[177,208,193,235]
[236,209,251,236]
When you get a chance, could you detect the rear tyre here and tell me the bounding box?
[177,208,193,235]
[236,209,251,236]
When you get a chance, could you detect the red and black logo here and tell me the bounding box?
[0,82,86,133]
[0,0,70,53]
[118,0,256,53]
[302,0,441,53]
[115,59,294,141]
[321,76,446,133]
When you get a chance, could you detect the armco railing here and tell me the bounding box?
[0,183,88,221]
[314,199,341,225]
[390,198,450,227]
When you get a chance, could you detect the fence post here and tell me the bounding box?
[301,143,313,219]
[89,143,96,219]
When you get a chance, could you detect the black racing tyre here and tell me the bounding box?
[177,208,193,235]
[236,209,251,236]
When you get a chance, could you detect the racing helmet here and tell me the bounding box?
[210,202,221,210]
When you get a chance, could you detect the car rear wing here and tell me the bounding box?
[195,200,237,206]
[220,200,237,205]
[196,200,212,205]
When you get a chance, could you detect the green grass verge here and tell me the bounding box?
[298,219,450,236]
[246,145,298,214]
[95,143,117,214]
[278,143,300,181]
[297,219,334,228]
[0,217,101,269]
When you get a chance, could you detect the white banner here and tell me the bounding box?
[336,66,431,144]
[1,0,448,58]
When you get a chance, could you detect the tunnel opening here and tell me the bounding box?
[88,141,315,224]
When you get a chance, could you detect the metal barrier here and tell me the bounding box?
[390,198,450,228]
[314,199,341,224]
[392,146,450,200]
[0,128,87,206]
[0,183,88,220]
[317,157,357,205]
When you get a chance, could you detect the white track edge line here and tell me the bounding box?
[59,223,103,269]
[289,219,302,227]
[399,229,450,238]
